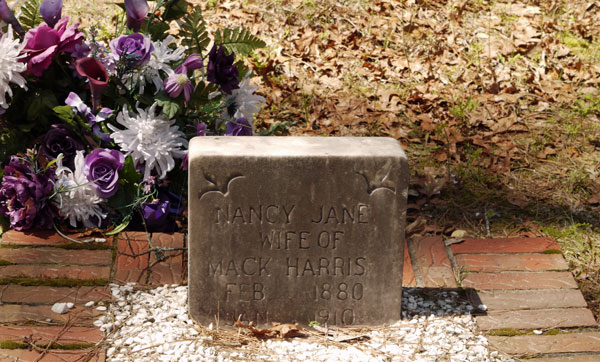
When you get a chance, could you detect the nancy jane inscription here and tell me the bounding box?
[209,203,371,325]
[213,204,369,225]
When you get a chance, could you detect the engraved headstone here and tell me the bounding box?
[188,137,408,326]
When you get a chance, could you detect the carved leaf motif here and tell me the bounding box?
[198,171,244,199]
[355,163,396,195]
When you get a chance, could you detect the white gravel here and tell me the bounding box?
[98,284,514,362]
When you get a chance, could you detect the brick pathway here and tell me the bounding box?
[0,230,185,361]
[1,230,598,360]
[408,235,599,360]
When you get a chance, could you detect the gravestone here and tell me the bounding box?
[188,137,408,327]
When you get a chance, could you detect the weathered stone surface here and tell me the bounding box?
[188,137,408,326]
[0,247,112,265]
[0,325,104,344]
[0,286,109,304]
[476,308,597,330]
[0,265,110,280]
[0,230,111,247]
[487,332,600,355]
[455,254,569,272]
[0,304,101,326]
[528,355,600,362]
[463,272,578,290]
[450,237,560,254]
[474,289,588,311]
[0,349,105,362]
[403,240,416,287]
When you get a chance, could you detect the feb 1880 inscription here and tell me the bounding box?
[188,137,408,327]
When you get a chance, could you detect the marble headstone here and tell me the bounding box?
[188,137,408,326]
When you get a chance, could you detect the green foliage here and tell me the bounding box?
[180,6,210,55]
[214,27,266,57]
[257,121,295,136]
[155,92,181,119]
[108,156,141,223]
[18,0,43,31]
[147,22,170,41]
[162,0,188,21]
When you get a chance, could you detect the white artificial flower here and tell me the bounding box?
[221,75,265,124]
[129,36,186,94]
[0,25,27,109]
[108,103,188,180]
[53,151,106,228]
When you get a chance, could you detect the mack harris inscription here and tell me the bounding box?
[188,137,408,327]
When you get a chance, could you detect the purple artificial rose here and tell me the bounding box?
[83,148,125,198]
[109,33,154,67]
[206,45,239,94]
[124,0,149,32]
[0,156,55,231]
[225,118,253,136]
[40,0,62,28]
[42,124,84,170]
[21,17,84,76]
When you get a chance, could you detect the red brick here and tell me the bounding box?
[451,237,560,254]
[476,289,588,311]
[0,230,110,246]
[115,232,150,271]
[462,272,578,290]
[528,355,600,362]
[409,236,456,288]
[112,269,148,284]
[477,308,597,330]
[487,332,600,355]
[0,349,105,362]
[0,248,112,265]
[403,240,416,287]
[0,265,110,280]
[0,286,109,304]
[455,254,568,272]
[0,325,103,344]
[0,305,102,326]
[149,262,184,285]
[148,232,185,266]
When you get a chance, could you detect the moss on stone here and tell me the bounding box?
[0,259,13,266]
[0,340,95,350]
[0,341,28,349]
[0,277,108,287]
[542,249,562,254]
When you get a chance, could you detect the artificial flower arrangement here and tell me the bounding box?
[0,0,267,236]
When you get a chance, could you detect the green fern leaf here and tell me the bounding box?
[179,6,210,56]
[213,27,266,57]
[18,0,43,31]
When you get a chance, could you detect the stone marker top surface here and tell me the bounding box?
[189,136,406,158]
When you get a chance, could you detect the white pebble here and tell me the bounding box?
[85,301,95,307]
[51,302,68,314]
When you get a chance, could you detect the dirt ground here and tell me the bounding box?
[59,0,600,319]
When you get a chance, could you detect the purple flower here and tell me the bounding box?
[0,156,55,231]
[194,121,207,136]
[164,54,203,102]
[110,33,154,67]
[225,118,253,136]
[139,189,182,232]
[83,148,125,198]
[75,57,108,110]
[40,0,62,28]
[124,0,149,32]
[0,0,24,36]
[42,124,84,170]
[207,45,239,94]
[21,17,84,76]
[163,71,192,101]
